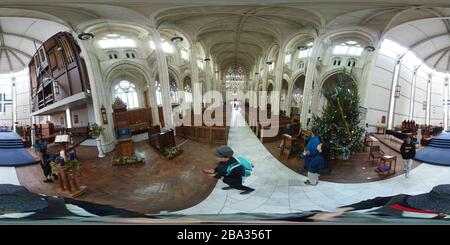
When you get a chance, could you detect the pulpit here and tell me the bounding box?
[118,138,134,156]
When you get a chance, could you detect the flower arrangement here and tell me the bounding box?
[164,146,183,160]
[112,155,144,165]
[89,123,105,138]
[49,151,80,177]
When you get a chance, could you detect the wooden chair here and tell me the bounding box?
[280,134,293,159]
[369,145,384,163]
[363,135,374,151]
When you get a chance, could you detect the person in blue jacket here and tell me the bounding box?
[302,127,321,174]
[305,142,329,186]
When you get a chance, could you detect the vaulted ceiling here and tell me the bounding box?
[2,1,450,73]
[0,17,68,73]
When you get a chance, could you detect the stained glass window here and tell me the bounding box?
[155,81,162,105]
[292,83,302,107]
[170,79,178,103]
[114,80,138,109]
[225,64,246,94]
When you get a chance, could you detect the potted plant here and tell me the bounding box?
[90,123,105,158]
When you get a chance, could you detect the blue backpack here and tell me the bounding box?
[226,157,254,177]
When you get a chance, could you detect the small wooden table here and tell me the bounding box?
[376,155,397,176]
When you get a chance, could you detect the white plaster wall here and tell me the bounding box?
[0,79,12,127]
[365,53,392,126]
[15,72,31,126]
[50,112,66,128]
[87,103,95,124]
[414,74,428,125]
[72,108,90,127]
[430,81,444,126]
[393,63,414,126]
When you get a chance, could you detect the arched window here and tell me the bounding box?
[155,80,162,105]
[299,61,305,69]
[184,77,192,103]
[225,64,246,94]
[292,84,302,107]
[332,58,342,66]
[284,53,291,64]
[169,78,178,103]
[98,34,136,49]
[181,49,189,61]
[332,41,363,56]
[347,58,356,67]
[114,80,139,109]
[106,51,119,60]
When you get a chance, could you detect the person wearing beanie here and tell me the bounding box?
[203,145,254,194]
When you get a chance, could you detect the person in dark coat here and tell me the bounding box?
[203,145,254,194]
[400,135,416,178]
[302,127,321,174]
[311,184,450,221]
[36,141,53,183]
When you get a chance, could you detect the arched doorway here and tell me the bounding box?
[267,83,274,110]
[280,79,288,115]
[291,75,305,118]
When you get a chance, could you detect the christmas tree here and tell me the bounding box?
[311,70,364,160]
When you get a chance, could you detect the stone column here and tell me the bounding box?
[77,39,115,154]
[149,28,174,129]
[189,42,202,120]
[300,38,322,128]
[273,49,285,116]
[387,58,402,129]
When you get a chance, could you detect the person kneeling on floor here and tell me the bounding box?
[203,145,255,195]
[305,142,329,186]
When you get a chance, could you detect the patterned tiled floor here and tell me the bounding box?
[176,108,450,215]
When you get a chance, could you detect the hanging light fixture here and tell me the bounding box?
[78,32,94,40]
[364,45,375,52]
[394,84,401,99]
[170,36,183,43]
[297,45,308,50]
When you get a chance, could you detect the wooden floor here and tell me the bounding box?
[263,134,421,183]
[17,137,219,214]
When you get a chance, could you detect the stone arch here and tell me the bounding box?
[105,61,152,109]
[287,74,306,117]
[316,71,358,115]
